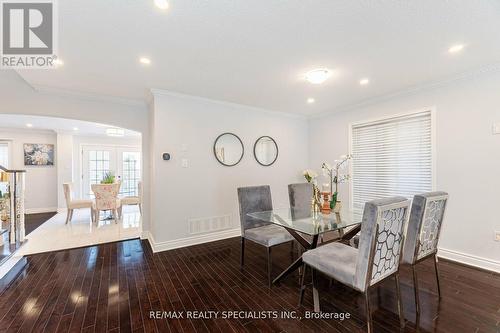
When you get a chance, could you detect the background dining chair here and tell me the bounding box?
[237,185,295,287]
[63,183,94,224]
[300,196,410,333]
[288,183,339,243]
[119,181,143,216]
[402,191,448,319]
[91,183,122,223]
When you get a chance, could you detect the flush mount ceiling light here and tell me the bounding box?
[139,57,151,65]
[307,98,315,104]
[73,127,79,131]
[154,0,169,10]
[106,128,125,137]
[448,44,465,54]
[26,123,33,128]
[305,68,331,84]
[359,78,370,85]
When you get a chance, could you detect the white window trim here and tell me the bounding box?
[348,106,437,211]
[0,139,13,169]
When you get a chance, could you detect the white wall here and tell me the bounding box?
[0,128,57,212]
[149,91,309,248]
[0,70,151,232]
[309,71,500,270]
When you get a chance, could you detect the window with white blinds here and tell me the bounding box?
[351,110,433,213]
[0,142,9,168]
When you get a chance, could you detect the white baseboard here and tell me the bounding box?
[25,207,58,214]
[145,228,241,253]
[438,247,500,273]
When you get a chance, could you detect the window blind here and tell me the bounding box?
[0,142,9,168]
[351,111,433,213]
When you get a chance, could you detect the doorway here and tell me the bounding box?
[81,145,141,199]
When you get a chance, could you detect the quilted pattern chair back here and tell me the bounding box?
[91,183,121,210]
[402,192,448,264]
[63,183,74,204]
[354,197,410,291]
[288,183,313,219]
[237,185,273,232]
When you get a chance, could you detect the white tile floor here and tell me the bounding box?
[17,205,141,256]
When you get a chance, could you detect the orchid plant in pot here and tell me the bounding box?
[322,154,352,211]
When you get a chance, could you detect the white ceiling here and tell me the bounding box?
[16,0,500,115]
[0,114,140,138]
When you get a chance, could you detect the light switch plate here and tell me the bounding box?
[181,159,188,168]
[493,123,500,135]
[495,231,500,242]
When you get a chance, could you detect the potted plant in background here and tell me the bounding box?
[101,171,116,184]
[322,154,352,212]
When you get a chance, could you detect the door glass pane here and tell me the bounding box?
[88,150,111,197]
[121,152,141,196]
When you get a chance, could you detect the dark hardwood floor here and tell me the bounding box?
[24,212,58,235]
[0,237,498,333]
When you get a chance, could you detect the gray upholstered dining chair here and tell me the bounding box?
[401,191,448,319]
[237,185,295,287]
[288,183,340,243]
[300,197,410,333]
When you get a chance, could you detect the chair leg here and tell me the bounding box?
[65,209,71,224]
[412,265,420,319]
[395,273,405,329]
[139,203,142,215]
[290,241,294,261]
[434,254,442,299]
[298,263,307,306]
[113,209,119,223]
[240,237,245,271]
[267,246,272,288]
[365,290,373,333]
[69,209,74,222]
[312,268,320,312]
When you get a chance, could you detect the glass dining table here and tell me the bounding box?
[248,207,363,285]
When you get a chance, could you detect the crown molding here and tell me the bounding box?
[150,88,308,120]
[310,62,500,119]
[31,84,147,108]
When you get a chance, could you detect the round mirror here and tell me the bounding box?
[253,136,278,166]
[213,133,244,166]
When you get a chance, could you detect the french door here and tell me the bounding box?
[81,145,141,199]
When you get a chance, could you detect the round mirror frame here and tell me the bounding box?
[253,136,279,166]
[213,132,245,167]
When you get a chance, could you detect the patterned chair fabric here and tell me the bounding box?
[91,183,122,211]
[303,196,410,292]
[402,192,448,265]
[237,185,294,247]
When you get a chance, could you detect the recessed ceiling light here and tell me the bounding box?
[307,98,315,104]
[139,57,151,65]
[305,68,331,84]
[359,78,370,85]
[26,123,33,128]
[154,0,169,10]
[54,58,64,66]
[448,44,465,54]
[106,128,125,137]
[73,127,79,131]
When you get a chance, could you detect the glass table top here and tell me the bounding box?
[248,207,363,236]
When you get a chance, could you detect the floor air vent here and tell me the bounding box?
[188,215,232,235]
